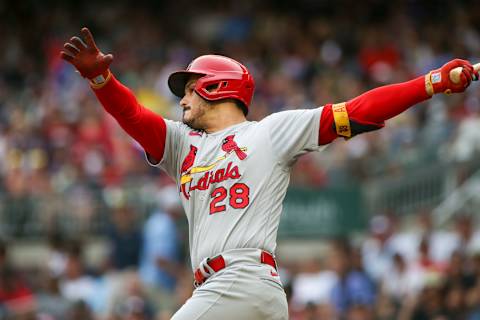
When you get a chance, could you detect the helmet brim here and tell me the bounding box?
[168,71,206,98]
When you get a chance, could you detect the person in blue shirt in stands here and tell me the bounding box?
[330,239,376,318]
[139,185,184,316]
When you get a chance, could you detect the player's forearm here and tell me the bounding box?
[93,75,145,120]
[319,76,429,145]
[347,76,430,124]
[92,75,166,160]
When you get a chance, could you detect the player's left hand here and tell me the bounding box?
[60,27,113,80]
[426,59,478,96]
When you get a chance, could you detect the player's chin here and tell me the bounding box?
[182,116,200,130]
[182,112,191,124]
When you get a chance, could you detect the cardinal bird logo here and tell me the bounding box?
[181,145,198,173]
[222,135,247,160]
[180,145,198,199]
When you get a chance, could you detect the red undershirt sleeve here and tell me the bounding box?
[92,75,167,161]
[319,76,431,145]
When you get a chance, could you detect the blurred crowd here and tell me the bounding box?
[2,0,480,236]
[2,0,480,319]
[2,208,480,320]
[287,211,480,320]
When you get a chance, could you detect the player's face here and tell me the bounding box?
[180,78,210,130]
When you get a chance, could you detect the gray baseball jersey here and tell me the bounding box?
[148,107,325,270]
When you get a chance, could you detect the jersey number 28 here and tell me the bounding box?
[210,183,250,215]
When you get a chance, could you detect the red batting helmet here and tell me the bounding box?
[168,55,255,113]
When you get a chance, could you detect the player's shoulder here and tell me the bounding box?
[164,119,204,137]
[260,106,324,124]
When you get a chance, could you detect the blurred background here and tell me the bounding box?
[1,0,480,319]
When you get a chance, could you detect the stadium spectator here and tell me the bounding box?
[329,239,376,316]
[35,271,72,320]
[451,214,480,257]
[0,241,36,318]
[291,258,337,309]
[138,185,184,316]
[106,205,142,271]
[58,241,97,310]
[361,214,396,281]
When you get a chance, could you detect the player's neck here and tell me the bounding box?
[204,116,247,133]
[203,104,247,133]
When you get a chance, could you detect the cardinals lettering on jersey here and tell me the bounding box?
[179,135,247,200]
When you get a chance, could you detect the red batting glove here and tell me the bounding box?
[60,28,113,85]
[425,59,478,96]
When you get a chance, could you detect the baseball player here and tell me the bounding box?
[60,28,478,319]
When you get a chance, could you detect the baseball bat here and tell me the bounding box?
[450,62,480,83]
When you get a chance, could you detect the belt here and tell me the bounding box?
[193,250,277,287]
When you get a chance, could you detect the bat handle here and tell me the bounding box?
[449,62,480,83]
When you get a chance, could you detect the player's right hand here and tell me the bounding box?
[60,27,113,80]
[425,59,478,96]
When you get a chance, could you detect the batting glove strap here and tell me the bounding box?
[425,71,435,96]
[90,69,112,89]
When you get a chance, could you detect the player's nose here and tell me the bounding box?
[180,96,189,109]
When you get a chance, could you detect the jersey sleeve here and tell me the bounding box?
[261,107,327,167]
[145,119,190,181]
[93,75,168,161]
